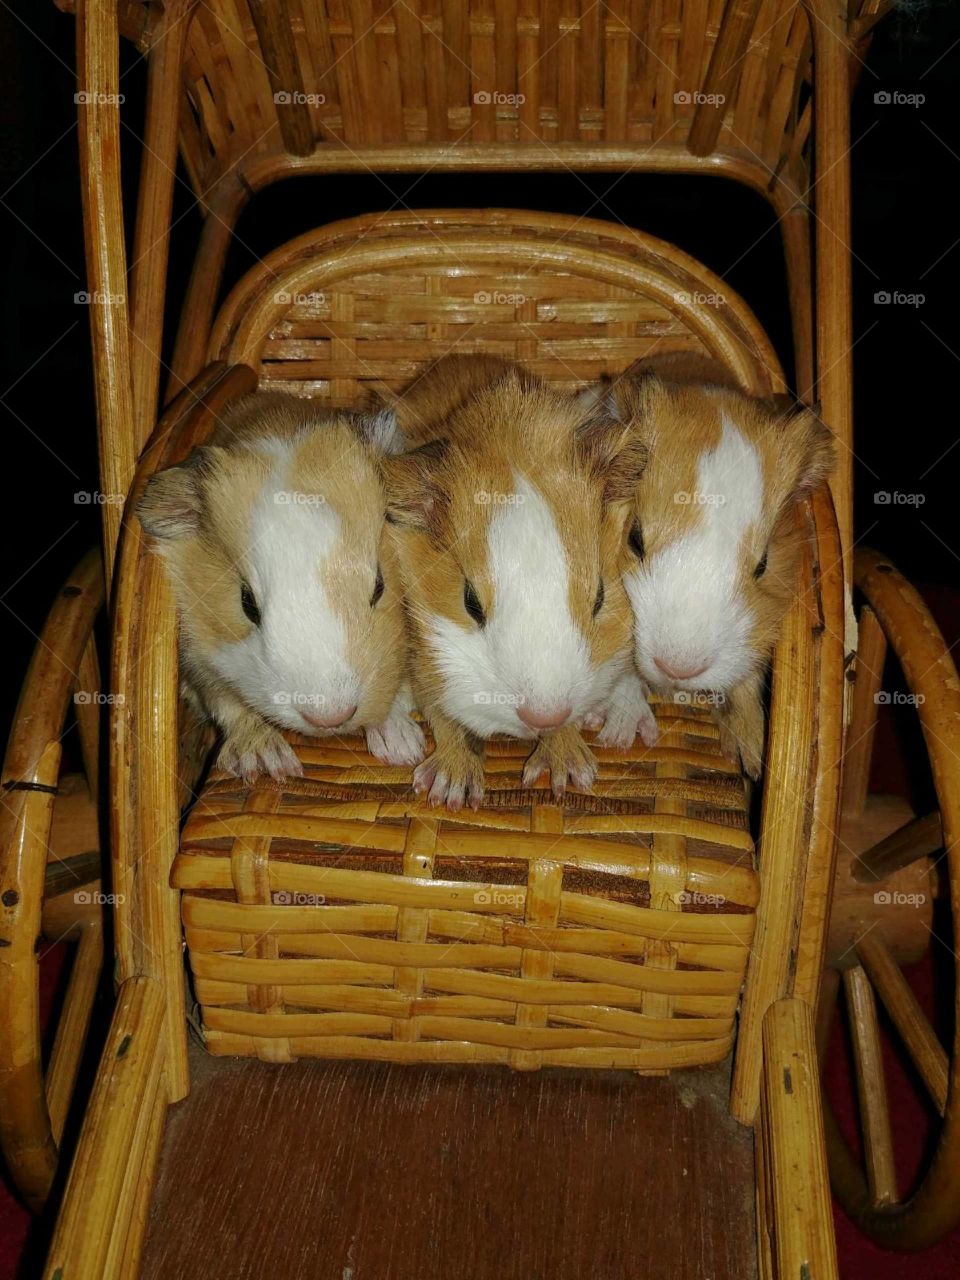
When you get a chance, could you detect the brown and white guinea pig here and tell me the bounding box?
[578,351,835,778]
[136,392,424,783]
[377,354,649,811]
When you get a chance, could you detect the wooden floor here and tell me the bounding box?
[141,1041,756,1280]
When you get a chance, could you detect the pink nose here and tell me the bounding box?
[517,703,572,730]
[654,656,709,682]
[301,704,357,730]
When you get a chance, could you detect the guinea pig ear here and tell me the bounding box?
[136,464,203,540]
[776,402,837,500]
[351,406,407,457]
[574,414,649,504]
[381,439,449,531]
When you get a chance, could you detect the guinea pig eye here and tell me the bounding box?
[463,579,486,628]
[370,565,385,607]
[628,520,645,560]
[240,582,261,627]
[592,579,605,618]
[753,550,769,580]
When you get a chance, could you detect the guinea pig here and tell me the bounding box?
[378,354,649,811]
[578,351,835,778]
[136,391,424,783]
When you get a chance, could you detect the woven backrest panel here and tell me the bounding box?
[173,701,758,1067]
[211,208,783,403]
[170,0,821,197]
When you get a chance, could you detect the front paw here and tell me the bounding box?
[521,726,597,797]
[593,679,659,750]
[717,701,764,781]
[365,714,427,766]
[413,746,485,812]
[217,723,303,784]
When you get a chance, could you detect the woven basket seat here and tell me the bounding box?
[172,698,757,1070]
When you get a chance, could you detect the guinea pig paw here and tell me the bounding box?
[365,716,427,767]
[522,732,598,798]
[413,753,485,812]
[581,710,606,732]
[218,729,303,784]
[635,702,660,749]
[594,690,659,750]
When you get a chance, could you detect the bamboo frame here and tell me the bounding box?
[823,549,960,1250]
[37,0,879,1269]
[0,550,105,1210]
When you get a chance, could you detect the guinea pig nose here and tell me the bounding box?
[301,704,357,730]
[517,704,573,730]
[654,656,709,682]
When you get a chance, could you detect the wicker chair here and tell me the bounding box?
[2,1,957,1277]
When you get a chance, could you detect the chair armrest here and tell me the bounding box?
[732,484,846,1122]
[110,361,257,1099]
[758,998,839,1280]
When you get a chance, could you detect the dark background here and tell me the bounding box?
[0,0,957,731]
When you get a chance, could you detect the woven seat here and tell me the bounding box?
[173,700,756,1070]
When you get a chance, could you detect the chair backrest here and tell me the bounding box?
[210,208,784,401]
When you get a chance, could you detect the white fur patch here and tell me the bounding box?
[425,473,623,737]
[209,438,363,732]
[626,415,762,694]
